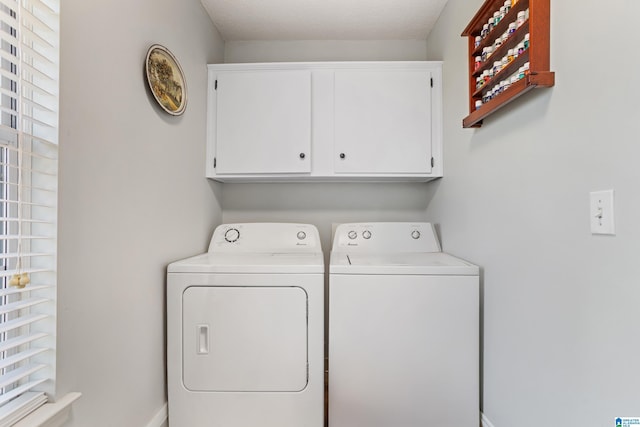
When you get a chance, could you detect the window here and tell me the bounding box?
[0,0,59,424]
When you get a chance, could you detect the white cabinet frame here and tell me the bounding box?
[206,62,443,182]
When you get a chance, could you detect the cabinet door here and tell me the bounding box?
[334,70,432,174]
[215,70,311,174]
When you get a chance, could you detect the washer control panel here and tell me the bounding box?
[332,222,441,253]
[209,223,321,253]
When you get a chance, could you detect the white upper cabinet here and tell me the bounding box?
[214,70,311,174]
[206,62,442,182]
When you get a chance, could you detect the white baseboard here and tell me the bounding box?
[146,403,168,427]
[481,412,496,427]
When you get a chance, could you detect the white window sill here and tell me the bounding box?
[13,393,81,427]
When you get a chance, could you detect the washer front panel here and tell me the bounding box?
[183,286,308,392]
[329,274,479,427]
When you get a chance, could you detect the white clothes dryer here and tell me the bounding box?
[329,222,479,427]
[168,223,324,427]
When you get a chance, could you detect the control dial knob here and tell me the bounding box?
[224,228,240,243]
[411,230,421,240]
[347,230,358,240]
[297,231,307,240]
[362,230,372,239]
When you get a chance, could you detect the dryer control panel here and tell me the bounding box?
[209,223,321,253]
[332,222,441,253]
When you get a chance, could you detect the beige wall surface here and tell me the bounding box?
[426,0,640,426]
[57,0,224,425]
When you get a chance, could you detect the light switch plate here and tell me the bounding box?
[590,190,615,235]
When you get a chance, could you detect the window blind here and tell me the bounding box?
[0,0,59,424]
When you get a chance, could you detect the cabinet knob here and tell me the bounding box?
[299,153,306,159]
[339,153,346,159]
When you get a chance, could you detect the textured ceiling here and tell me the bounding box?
[201,0,450,41]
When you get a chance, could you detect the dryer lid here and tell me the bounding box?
[168,252,324,274]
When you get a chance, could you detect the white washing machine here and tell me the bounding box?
[167,223,324,427]
[329,222,479,427]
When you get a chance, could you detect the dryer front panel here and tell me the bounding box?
[182,286,308,392]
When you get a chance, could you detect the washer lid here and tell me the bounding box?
[168,252,324,274]
[330,252,479,275]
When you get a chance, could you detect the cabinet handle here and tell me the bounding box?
[339,153,346,159]
[299,153,306,159]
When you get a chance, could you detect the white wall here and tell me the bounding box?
[426,0,640,426]
[57,1,224,425]
[225,40,428,63]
